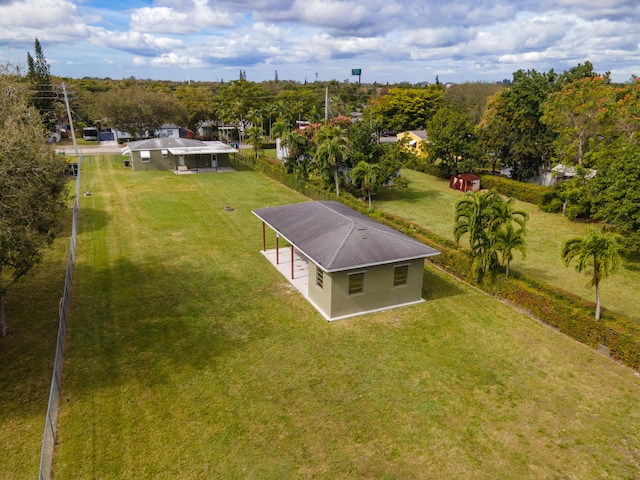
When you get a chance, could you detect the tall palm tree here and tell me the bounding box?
[315,126,349,196]
[263,102,279,140]
[561,227,622,320]
[245,126,264,159]
[350,160,382,207]
[495,222,527,277]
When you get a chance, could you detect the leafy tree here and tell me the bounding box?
[480,63,598,181]
[350,161,384,207]
[554,167,593,219]
[281,129,313,179]
[444,82,505,125]
[346,121,381,167]
[368,87,444,133]
[173,84,216,134]
[426,104,482,175]
[541,76,614,167]
[454,191,528,280]
[479,69,557,180]
[26,37,56,131]
[589,143,640,250]
[0,66,68,337]
[315,125,349,196]
[613,79,640,143]
[561,227,621,320]
[96,88,187,139]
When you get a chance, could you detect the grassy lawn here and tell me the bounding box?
[0,211,71,479]
[375,169,640,325]
[47,157,640,479]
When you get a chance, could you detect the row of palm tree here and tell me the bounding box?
[454,190,622,320]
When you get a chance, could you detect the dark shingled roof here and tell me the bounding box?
[253,201,440,272]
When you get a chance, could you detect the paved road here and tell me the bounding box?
[55,141,124,156]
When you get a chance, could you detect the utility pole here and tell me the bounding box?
[325,87,329,122]
[62,82,78,156]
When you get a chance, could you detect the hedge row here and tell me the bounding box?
[237,153,640,370]
[479,174,554,205]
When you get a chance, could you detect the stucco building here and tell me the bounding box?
[253,201,440,320]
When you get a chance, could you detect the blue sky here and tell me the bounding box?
[2,0,640,84]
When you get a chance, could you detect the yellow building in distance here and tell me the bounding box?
[396,130,428,158]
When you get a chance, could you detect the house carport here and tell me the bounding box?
[252,201,440,321]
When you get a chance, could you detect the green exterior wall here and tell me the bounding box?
[131,151,231,171]
[308,259,425,320]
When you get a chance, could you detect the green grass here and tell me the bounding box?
[375,169,640,324]
[0,211,71,479]
[45,157,640,479]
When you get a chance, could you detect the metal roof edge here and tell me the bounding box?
[323,251,441,273]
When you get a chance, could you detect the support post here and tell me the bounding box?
[262,222,266,251]
[290,245,294,279]
[276,235,279,264]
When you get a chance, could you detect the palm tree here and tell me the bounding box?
[270,120,291,141]
[263,102,279,140]
[561,227,621,320]
[454,190,502,255]
[315,126,349,196]
[454,190,529,281]
[350,161,382,207]
[495,222,527,277]
[245,126,264,159]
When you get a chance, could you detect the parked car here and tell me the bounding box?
[381,130,395,137]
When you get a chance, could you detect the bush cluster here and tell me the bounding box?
[238,153,640,371]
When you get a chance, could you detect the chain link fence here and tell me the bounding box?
[38,154,82,480]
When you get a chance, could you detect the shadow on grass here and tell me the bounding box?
[62,255,270,399]
[0,250,65,423]
[422,267,465,301]
[376,185,445,204]
[79,207,109,232]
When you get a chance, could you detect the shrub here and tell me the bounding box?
[479,174,553,205]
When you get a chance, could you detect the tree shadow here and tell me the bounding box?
[376,185,445,204]
[0,250,281,424]
[422,267,465,301]
[78,207,109,234]
[58,256,271,400]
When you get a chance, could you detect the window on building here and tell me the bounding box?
[140,150,151,163]
[348,272,364,295]
[161,149,168,157]
[316,269,324,289]
[393,265,409,286]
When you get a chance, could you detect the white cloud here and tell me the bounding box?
[89,28,185,56]
[130,0,235,34]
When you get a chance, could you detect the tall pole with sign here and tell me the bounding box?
[351,68,362,84]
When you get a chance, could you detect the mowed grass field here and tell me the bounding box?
[44,157,640,478]
[0,211,71,479]
[376,169,640,325]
